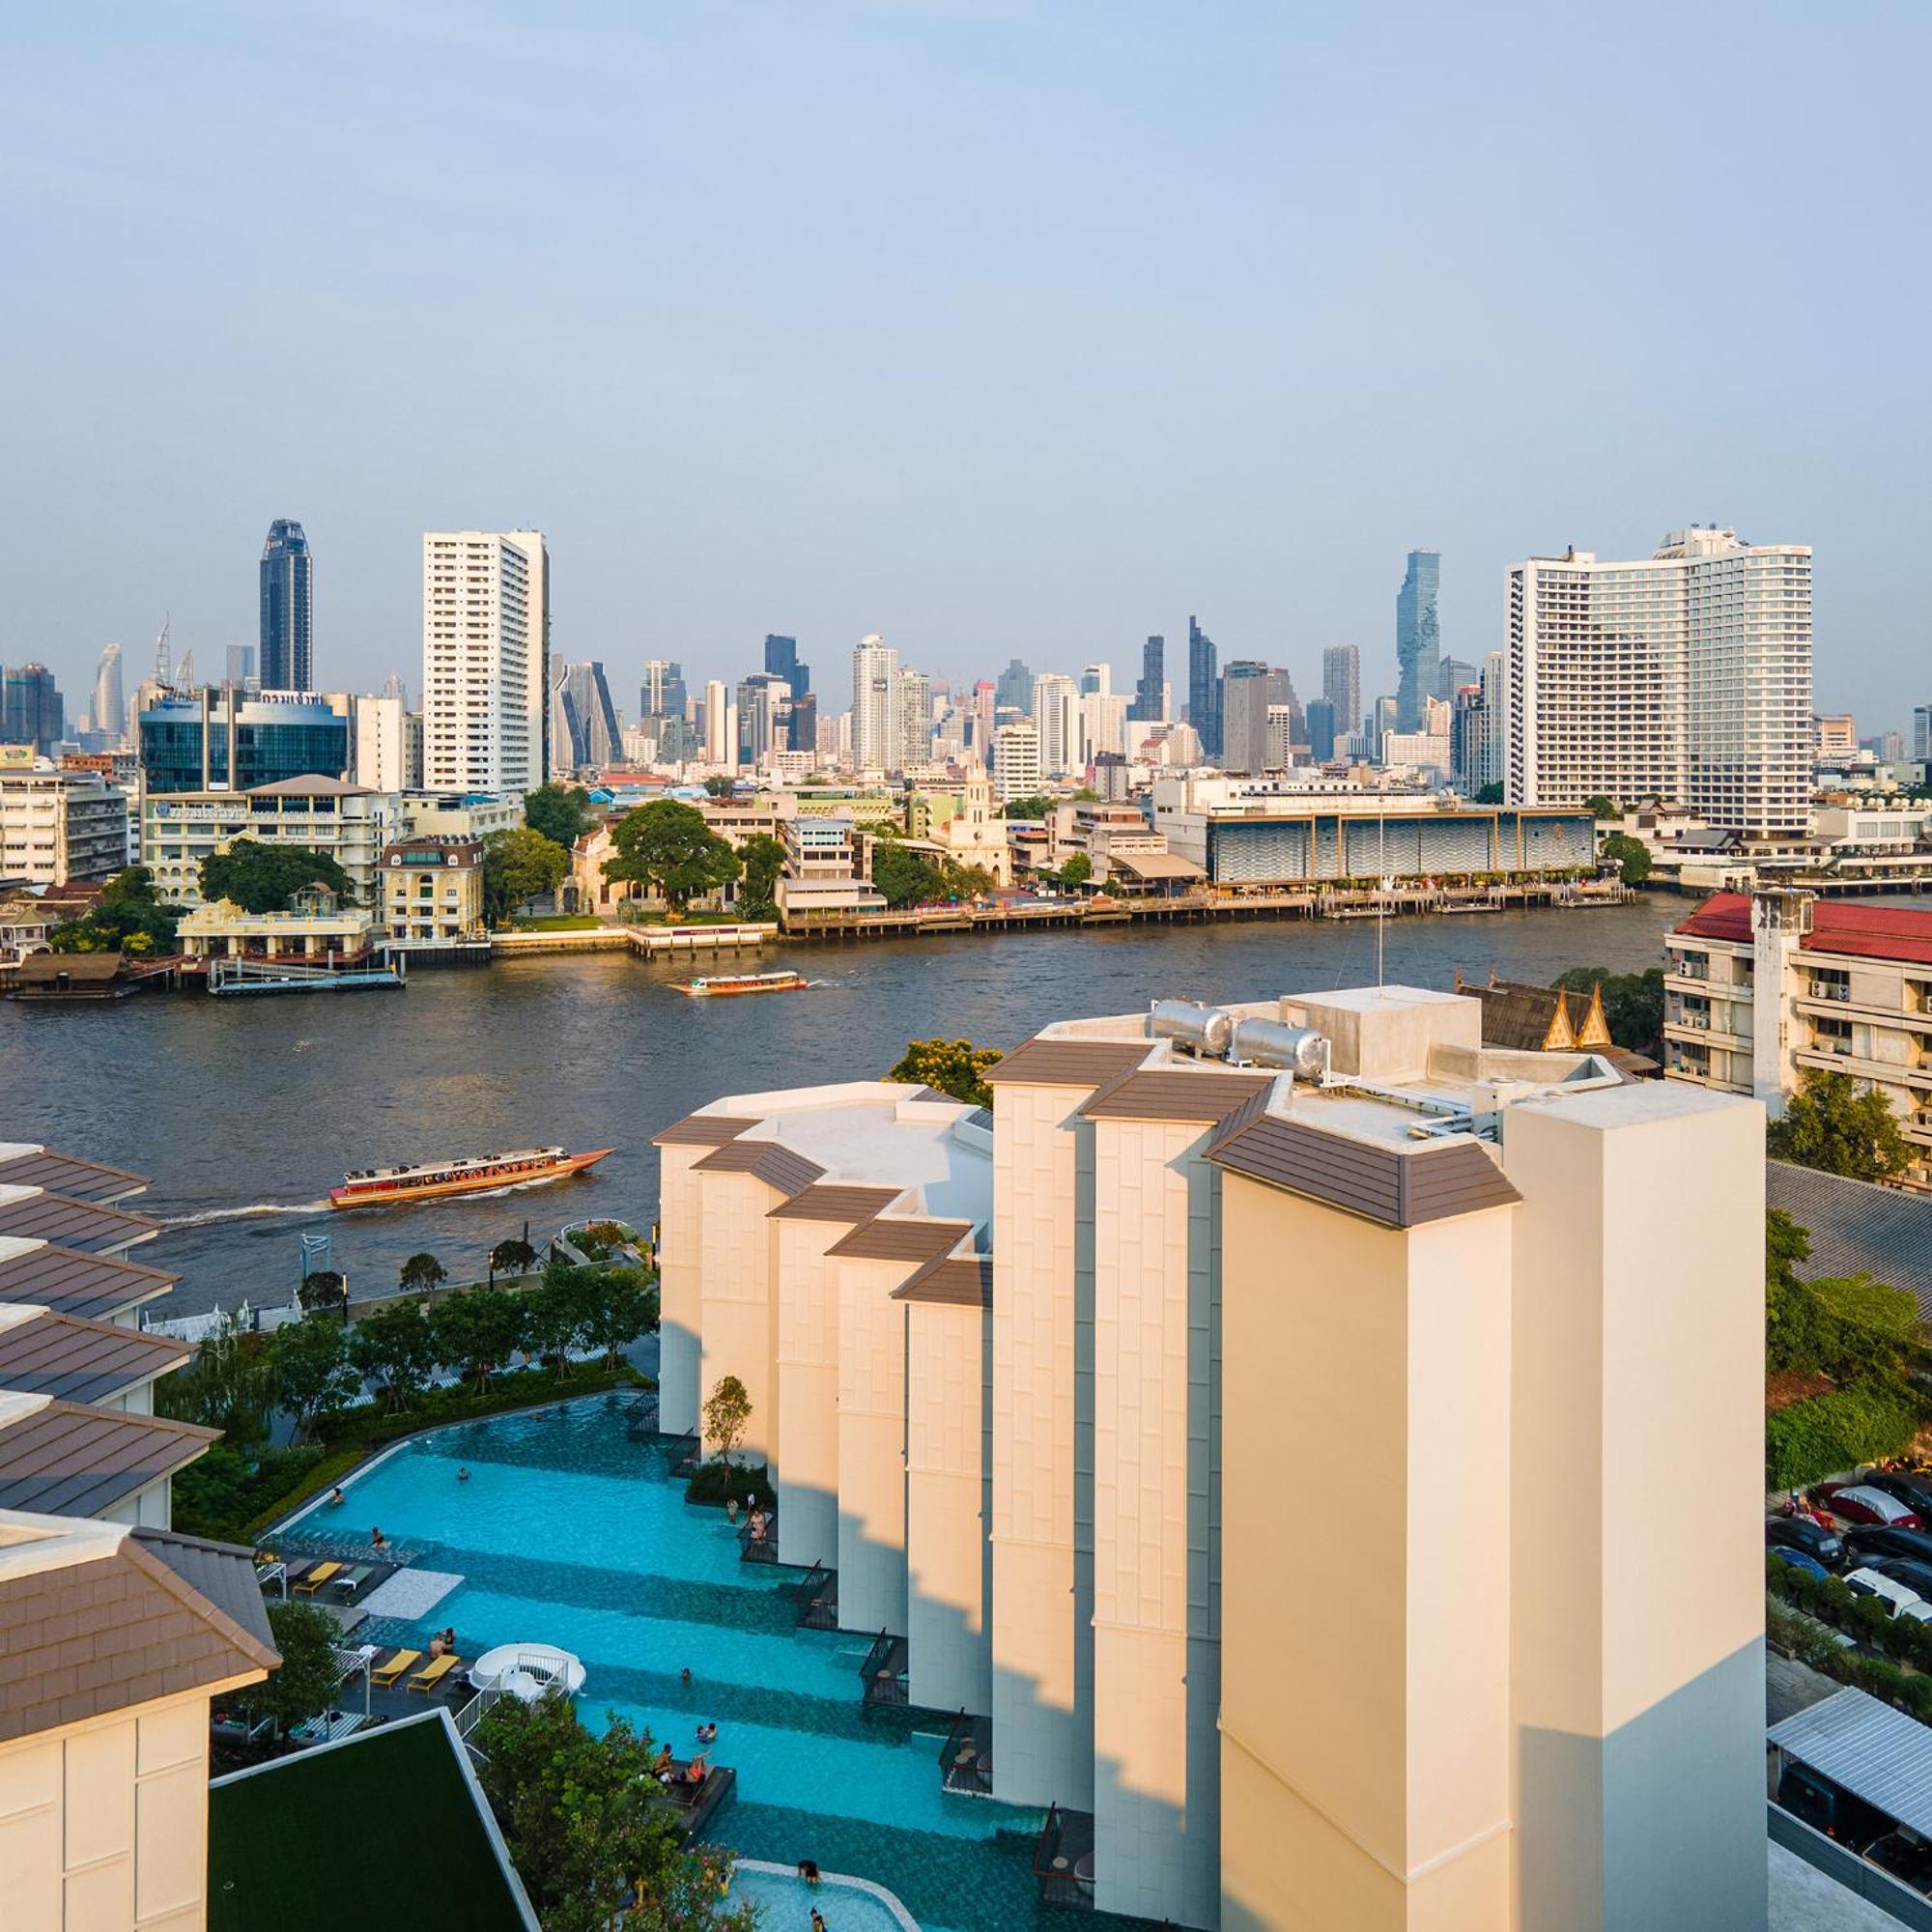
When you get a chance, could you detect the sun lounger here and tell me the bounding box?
[277,1557,316,1586]
[407,1652,463,1693]
[370,1649,422,1688]
[293,1561,342,1595]
[331,1565,375,1596]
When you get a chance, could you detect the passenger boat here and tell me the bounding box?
[328,1146,613,1209]
[673,970,808,998]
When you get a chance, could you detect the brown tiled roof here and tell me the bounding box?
[891,1253,993,1307]
[15,952,126,984]
[0,1402,217,1517]
[826,1217,975,1264]
[650,1113,758,1148]
[0,1191,159,1254]
[691,1139,826,1196]
[1079,1068,1273,1123]
[981,1037,1152,1089]
[768,1184,905,1224]
[0,1245,178,1321]
[0,1526,276,1746]
[1207,1114,1522,1229]
[0,1314,191,1405]
[0,1151,148,1204]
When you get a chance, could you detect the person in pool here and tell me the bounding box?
[457,1466,470,1483]
[696,1721,717,1745]
[327,1487,345,1508]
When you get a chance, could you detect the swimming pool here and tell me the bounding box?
[294,1396,1159,1932]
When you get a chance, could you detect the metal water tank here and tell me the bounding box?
[1149,999,1235,1058]
[1227,1018,1328,1078]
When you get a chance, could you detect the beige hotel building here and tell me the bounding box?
[656,980,1767,1931]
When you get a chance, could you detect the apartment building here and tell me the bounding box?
[654,983,1766,1931]
[381,837,485,944]
[1664,888,1932,1188]
[421,530,550,797]
[1506,526,1812,836]
[0,762,129,885]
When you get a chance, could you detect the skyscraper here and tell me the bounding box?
[1507,527,1812,835]
[640,660,687,725]
[1079,663,1111,696]
[995,658,1035,714]
[420,529,550,795]
[1321,645,1360,740]
[1186,615,1220,758]
[1132,636,1165,722]
[763,634,810,702]
[1032,673,1080,775]
[1304,699,1337,761]
[1,664,64,753]
[555,662,621,768]
[896,668,933,770]
[224,644,258,692]
[1395,550,1440,733]
[87,642,126,744]
[703,680,731,764]
[1220,664,1303,773]
[736,672,790,764]
[259,519,314,692]
[851,635,902,772]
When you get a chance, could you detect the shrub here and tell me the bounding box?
[685,1458,774,1510]
[172,1443,328,1543]
[1765,1379,1926,1489]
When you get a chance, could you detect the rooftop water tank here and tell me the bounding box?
[1149,999,1235,1058]
[1228,1017,1328,1078]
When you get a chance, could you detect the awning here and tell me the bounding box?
[1769,1687,1932,1836]
[1109,851,1206,881]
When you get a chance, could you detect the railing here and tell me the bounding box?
[859,1630,908,1707]
[1033,1803,1095,1908]
[668,1432,701,1477]
[625,1391,661,1439]
[938,1708,993,1796]
[793,1562,838,1630]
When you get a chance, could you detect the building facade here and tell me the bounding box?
[140,777,400,909]
[1506,527,1813,836]
[1322,644,1361,742]
[0,765,129,885]
[421,529,550,797]
[851,636,901,774]
[2,664,66,754]
[1394,550,1440,733]
[382,836,485,944]
[1132,635,1165,722]
[258,518,314,692]
[137,690,349,795]
[993,722,1041,804]
[1186,615,1219,758]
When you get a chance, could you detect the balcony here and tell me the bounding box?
[1034,1804,1095,1910]
[790,1561,838,1632]
[859,1630,909,1709]
[938,1709,994,1797]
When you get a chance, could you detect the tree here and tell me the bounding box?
[870,838,945,908]
[1584,794,1619,819]
[1057,853,1093,888]
[271,1316,360,1440]
[1472,782,1504,805]
[733,833,786,920]
[200,839,357,914]
[50,866,180,953]
[348,1296,440,1411]
[235,1601,341,1735]
[528,1259,598,1373]
[1553,966,1665,1055]
[602,801,741,911]
[1600,832,1651,886]
[297,1268,348,1319]
[1002,795,1050,820]
[888,1037,1004,1107]
[484,827,572,924]
[154,1316,277,1448]
[1767,1208,1922,1385]
[399,1251,447,1293]
[579,1264,659,1366]
[430,1285,527,1389]
[524,783,594,850]
[701,775,737,799]
[703,1375,753,1466]
[490,1236,539,1284]
[1769,1069,1915,1184]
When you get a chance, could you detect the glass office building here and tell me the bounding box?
[139,692,349,794]
[259,519,314,691]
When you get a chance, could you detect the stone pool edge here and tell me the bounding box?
[734,1858,922,1931]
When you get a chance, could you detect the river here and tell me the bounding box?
[1,901,1687,1320]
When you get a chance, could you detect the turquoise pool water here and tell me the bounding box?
[296,1397,1156,1932]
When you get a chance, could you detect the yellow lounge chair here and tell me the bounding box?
[293,1561,342,1596]
[370,1649,421,1688]
[407,1652,463,1693]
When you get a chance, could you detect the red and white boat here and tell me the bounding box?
[328,1146,613,1210]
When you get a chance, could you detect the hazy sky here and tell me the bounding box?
[4,2,1925,726]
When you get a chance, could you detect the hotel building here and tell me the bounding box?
[656,981,1766,1930]
[1506,527,1812,837]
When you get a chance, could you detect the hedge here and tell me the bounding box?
[1768,1555,1932,1723]
[1765,1378,1925,1490]
[685,1458,775,1511]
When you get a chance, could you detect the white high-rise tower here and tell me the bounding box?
[421,530,550,796]
[851,635,901,773]
[86,642,126,745]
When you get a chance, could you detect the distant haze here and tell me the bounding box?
[2,3,1922,726]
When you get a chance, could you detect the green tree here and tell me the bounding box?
[399,1251,447,1293]
[602,801,741,911]
[1768,1069,1915,1183]
[1058,853,1093,888]
[235,1601,341,1735]
[1584,794,1619,818]
[528,1259,598,1373]
[701,775,737,798]
[1553,965,1665,1054]
[490,1236,539,1284]
[271,1316,360,1440]
[1600,831,1651,886]
[888,1036,1004,1107]
[870,838,945,908]
[1472,782,1504,805]
[733,833,786,920]
[296,1268,348,1319]
[348,1296,440,1411]
[50,866,181,953]
[200,838,356,913]
[524,782,594,850]
[430,1285,527,1389]
[703,1375,753,1466]
[484,827,572,924]
[578,1264,659,1365]
[1002,795,1050,820]
[154,1316,278,1448]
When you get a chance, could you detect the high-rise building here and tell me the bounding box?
[138,689,349,793]
[1914,706,1932,764]
[1372,695,1398,750]
[353,695,422,793]
[1437,656,1477,700]
[259,519,314,692]
[554,662,621,770]
[703,681,731,765]
[851,636,902,773]
[1079,693,1130,766]
[420,530,550,796]
[736,672,790,764]
[992,720,1041,803]
[1507,527,1813,835]
[995,658,1035,714]
[1321,645,1360,740]
[225,644,258,692]
[639,660,687,727]
[1220,665,1302,774]
[1132,636,1165,723]
[1304,698,1337,761]
[1033,673,1080,775]
[1079,663,1111,697]
[1,664,65,753]
[764,634,810,702]
[897,668,933,770]
[1395,549,1440,733]
[1186,615,1220,758]
[787,693,817,753]
[86,643,126,744]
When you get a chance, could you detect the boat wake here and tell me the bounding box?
[157,1200,331,1228]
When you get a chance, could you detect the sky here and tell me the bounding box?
[3,1,1926,728]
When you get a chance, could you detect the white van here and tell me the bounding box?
[1845,1566,1926,1618]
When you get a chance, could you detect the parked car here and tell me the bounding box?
[1843,1525,1932,1569]
[1767,1516,1844,1567]
[1845,1568,1924,1617]
[1769,1547,1833,1581]
[1815,1483,1922,1529]
[1860,1470,1932,1520]
[1866,1556,1932,1599]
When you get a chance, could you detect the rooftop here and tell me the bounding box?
[0,1393,216,1516]
[0,1144,148,1204]
[0,1239,179,1321]
[0,1306,191,1404]
[1767,1160,1932,1321]
[1677,891,1932,967]
[0,1186,159,1254]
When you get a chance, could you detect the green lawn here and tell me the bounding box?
[500,915,604,932]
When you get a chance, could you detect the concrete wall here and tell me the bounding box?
[0,1685,248,1930]
[696,1171,781,1469]
[656,1146,706,1435]
[773,1218,842,1570]
[836,1254,910,1636]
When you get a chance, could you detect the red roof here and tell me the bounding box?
[1674,894,1932,967]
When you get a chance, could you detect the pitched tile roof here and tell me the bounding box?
[1676,893,1932,967]
[767,1183,906,1224]
[1079,1068,1274,1123]
[650,1113,759,1148]
[0,1245,178,1321]
[0,1400,217,1517]
[0,1150,148,1204]
[826,1217,976,1264]
[1207,1114,1522,1229]
[691,1139,826,1196]
[891,1253,993,1307]
[0,1191,159,1254]
[1767,1160,1932,1321]
[0,1312,191,1405]
[982,1037,1153,1089]
[0,1520,276,1746]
